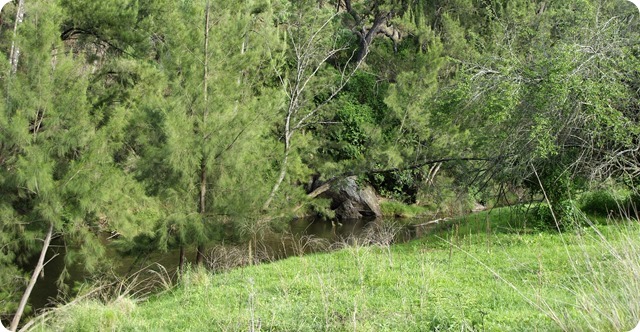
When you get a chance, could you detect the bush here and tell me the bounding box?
[369,169,423,203]
[379,200,432,218]
[308,197,335,221]
[579,190,622,216]
[415,173,476,216]
[531,204,554,229]
[532,199,583,229]
[623,193,640,218]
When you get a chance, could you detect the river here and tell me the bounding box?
[26,216,439,315]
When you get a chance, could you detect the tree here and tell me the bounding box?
[438,0,640,215]
[0,1,156,328]
[131,0,283,268]
[339,0,429,63]
[262,0,365,210]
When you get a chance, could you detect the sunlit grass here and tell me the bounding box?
[30,207,640,331]
[379,200,434,219]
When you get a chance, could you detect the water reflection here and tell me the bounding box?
[28,218,377,312]
[27,216,454,315]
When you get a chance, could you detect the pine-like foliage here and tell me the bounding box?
[132,0,283,261]
[0,0,156,318]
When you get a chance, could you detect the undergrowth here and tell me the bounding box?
[379,200,433,219]
[27,207,640,331]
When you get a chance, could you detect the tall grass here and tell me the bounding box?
[21,262,174,331]
[531,178,640,330]
[27,205,640,331]
[538,213,640,331]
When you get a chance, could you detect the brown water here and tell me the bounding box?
[28,217,417,313]
[25,215,452,319]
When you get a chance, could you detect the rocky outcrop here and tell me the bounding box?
[311,176,382,220]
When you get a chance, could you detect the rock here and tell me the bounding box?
[472,202,486,212]
[317,176,382,220]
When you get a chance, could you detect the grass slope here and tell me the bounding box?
[32,209,640,331]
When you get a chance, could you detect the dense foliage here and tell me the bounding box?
[0,0,638,327]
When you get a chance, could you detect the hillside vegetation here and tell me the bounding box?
[1,0,639,329]
[31,208,640,331]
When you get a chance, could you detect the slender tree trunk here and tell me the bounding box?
[262,135,290,210]
[263,91,296,211]
[10,223,53,331]
[262,6,366,211]
[196,160,207,265]
[9,0,25,74]
[195,1,210,265]
[178,245,185,275]
[426,162,442,186]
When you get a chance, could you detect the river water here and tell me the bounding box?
[27,217,437,314]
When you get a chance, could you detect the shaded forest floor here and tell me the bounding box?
[29,208,640,331]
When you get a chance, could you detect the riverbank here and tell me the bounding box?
[28,208,640,331]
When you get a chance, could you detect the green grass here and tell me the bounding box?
[380,200,433,218]
[30,208,640,331]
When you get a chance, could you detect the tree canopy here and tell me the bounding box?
[1,0,638,327]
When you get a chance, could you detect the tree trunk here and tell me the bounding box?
[196,160,206,265]
[178,245,185,276]
[195,0,210,266]
[9,0,25,74]
[262,142,289,211]
[10,223,53,331]
[354,13,389,64]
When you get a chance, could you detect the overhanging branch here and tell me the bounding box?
[363,157,496,176]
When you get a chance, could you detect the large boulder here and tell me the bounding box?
[314,176,382,220]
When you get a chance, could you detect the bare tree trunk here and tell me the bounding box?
[263,93,295,211]
[195,0,210,266]
[10,223,53,331]
[178,245,185,276]
[196,160,207,265]
[262,146,289,210]
[9,0,25,74]
[262,8,365,211]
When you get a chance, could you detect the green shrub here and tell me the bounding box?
[325,95,375,161]
[307,197,335,221]
[415,173,475,216]
[380,200,432,218]
[369,169,422,203]
[532,199,583,229]
[580,190,622,216]
[531,204,554,229]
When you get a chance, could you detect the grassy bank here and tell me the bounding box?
[379,200,434,219]
[30,208,640,331]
